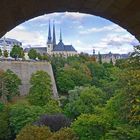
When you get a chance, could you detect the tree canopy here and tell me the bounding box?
[10,45,24,60]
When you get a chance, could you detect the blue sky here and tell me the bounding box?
[5,12,139,54]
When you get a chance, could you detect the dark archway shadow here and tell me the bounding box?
[0,0,140,40]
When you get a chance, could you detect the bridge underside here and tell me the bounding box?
[0,0,140,41]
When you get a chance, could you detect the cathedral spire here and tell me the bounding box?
[47,20,52,44]
[53,21,56,45]
[59,28,62,42]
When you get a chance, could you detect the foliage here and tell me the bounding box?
[43,100,62,114]
[49,128,78,140]
[37,53,50,61]
[16,125,52,140]
[117,69,140,125]
[0,102,4,111]
[3,50,8,57]
[105,125,140,140]
[34,114,71,132]
[64,86,105,119]
[0,69,21,102]
[0,107,12,140]
[56,67,92,94]
[72,114,109,140]
[98,52,102,64]
[9,102,45,134]
[16,125,78,140]
[28,48,38,60]
[10,45,24,60]
[27,70,52,106]
[130,45,140,69]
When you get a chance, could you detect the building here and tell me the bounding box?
[0,37,22,56]
[94,51,130,64]
[24,21,77,58]
[47,22,77,56]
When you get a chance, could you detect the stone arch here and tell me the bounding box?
[0,0,140,40]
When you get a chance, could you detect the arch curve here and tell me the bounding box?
[0,0,140,40]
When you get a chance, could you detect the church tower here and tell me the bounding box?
[47,21,53,54]
[53,21,56,46]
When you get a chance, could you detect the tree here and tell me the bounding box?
[27,70,52,106]
[10,45,24,60]
[28,49,37,60]
[72,114,109,140]
[9,102,45,134]
[0,106,12,140]
[0,48,2,57]
[0,69,21,102]
[37,53,43,60]
[16,126,78,140]
[56,67,92,94]
[64,86,105,119]
[110,58,113,65]
[49,128,78,140]
[98,52,102,64]
[43,100,62,114]
[3,50,8,57]
[16,125,52,140]
[34,114,71,132]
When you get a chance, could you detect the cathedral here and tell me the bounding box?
[24,22,77,58]
[46,22,77,56]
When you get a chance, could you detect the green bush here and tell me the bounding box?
[105,125,140,140]
[43,100,62,114]
[64,86,105,119]
[16,125,52,140]
[0,102,4,111]
[72,114,109,140]
[0,107,12,140]
[9,102,45,134]
[28,70,52,106]
[49,128,78,140]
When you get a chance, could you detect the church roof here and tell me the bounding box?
[53,41,77,52]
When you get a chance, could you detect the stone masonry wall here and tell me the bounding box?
[0,61,58,98]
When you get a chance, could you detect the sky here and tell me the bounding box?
[5,12,140,54]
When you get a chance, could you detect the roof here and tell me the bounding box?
[0,38,22,43]
[24,47,47,53]
[53,41,77,52]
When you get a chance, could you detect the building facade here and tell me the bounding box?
[0,37,22,56]
[24,22,77,57]
[46,22,77,56]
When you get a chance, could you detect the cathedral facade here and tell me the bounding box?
[46,22,77,56]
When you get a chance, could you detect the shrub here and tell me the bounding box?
[105,125,140,140]
[16,125,52,140]
[49,128,78,140]
[64,86,105,119]
[0,102,4,111]
[34,114,71,132]
[72,114,109,140]
[9,102,45,134]
[0,107,12,140]
[28,70,52,106]
[43,100,62,114]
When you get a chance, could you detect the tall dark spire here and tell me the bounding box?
[59,28,62,42]
[53,21,56,45]
[47,20,52,44]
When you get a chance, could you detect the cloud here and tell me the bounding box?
[92,33,139,54]
[14,25,26,30]
[4,12,139,55]
[29,13,62,22]
[63,12,91,20]
[5,27,46,47]
[79,24,126,35]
